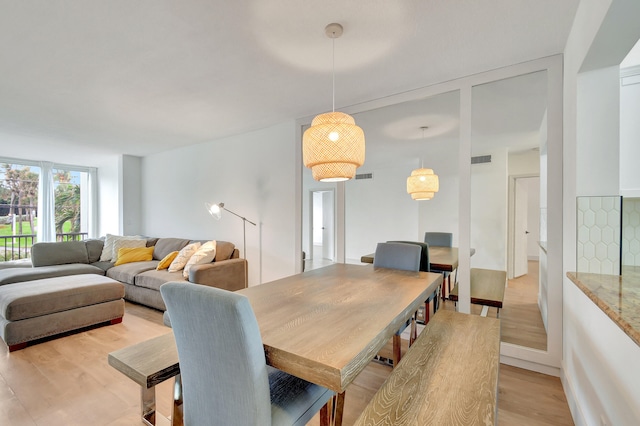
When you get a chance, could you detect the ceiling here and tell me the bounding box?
[0,1,579,164]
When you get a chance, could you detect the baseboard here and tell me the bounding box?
[560,361,587,426]
[500,354,561,377]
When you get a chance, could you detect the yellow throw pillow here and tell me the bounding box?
[168,242,202,273]
[114,246,154,266]
[157,251,179,270]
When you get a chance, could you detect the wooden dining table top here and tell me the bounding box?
[360,246,475,272]
[237,263,443,393]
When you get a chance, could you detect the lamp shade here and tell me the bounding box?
[205,202,223,220]
[406,168,439,200]
[303,111,365,182]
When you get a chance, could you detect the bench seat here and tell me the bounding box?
[354,310,500,426]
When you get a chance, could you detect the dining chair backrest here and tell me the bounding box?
[424,232,453,247]
[373,242,421,272]
[387,241,431,272]
[160,282,272,425]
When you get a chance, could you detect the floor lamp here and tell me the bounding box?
[205,202,256,260]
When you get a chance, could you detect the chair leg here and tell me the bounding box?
[392,334,402,367]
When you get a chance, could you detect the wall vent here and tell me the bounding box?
[355,172,373,180]
[471,155,492,164]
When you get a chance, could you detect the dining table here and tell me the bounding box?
[110,263,442,426]
[237,263,443,426]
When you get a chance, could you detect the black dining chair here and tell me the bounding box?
[387,240,440,323]
[424,232,454,300]
[373,242,422,366]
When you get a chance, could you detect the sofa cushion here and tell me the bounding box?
[31,241,89,267]
[0,274,124,322]
[153,238,191,260]
[106,261,158,285]
[215,241,236,261]
[135,269,186,291]
[84,239,105,263]
[0,264,105,286]
[90,261,115,272]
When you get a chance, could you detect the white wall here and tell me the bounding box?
[620,67,640,196]
[140,121,298,286]
[344,161,419,262]
[563,0,640,424]
[576,66,621,196]
[96,156,121,237]
[470,148,508,270]
[121,155,142,235]
[418,172,460,247]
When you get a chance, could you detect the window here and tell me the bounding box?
[0,158,96,261]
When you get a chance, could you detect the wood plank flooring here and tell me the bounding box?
[500,260,548,350]
[0,301,572,425]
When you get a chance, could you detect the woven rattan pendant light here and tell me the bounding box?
[303,23,365,182]
[407,127,439,200]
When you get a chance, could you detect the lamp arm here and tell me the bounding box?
[222,207,257,226]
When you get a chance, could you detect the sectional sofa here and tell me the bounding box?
[0,237,247,311]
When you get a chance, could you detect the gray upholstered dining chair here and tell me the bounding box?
[373,242,422,366]
[387,240,440,323]
[424,232,454,300]
[160,282,335,426]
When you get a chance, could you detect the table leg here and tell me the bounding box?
[172,374,184,426]
[141,386,156,426]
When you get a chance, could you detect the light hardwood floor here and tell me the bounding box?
[0,301,572,425]
[500,260,548,350]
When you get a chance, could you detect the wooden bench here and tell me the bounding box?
[449,268,507,317]
[108,332,182,426]
[353,309,501,426]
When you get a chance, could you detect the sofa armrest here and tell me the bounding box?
[188,258,247,291]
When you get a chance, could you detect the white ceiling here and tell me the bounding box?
[0,1,579,163]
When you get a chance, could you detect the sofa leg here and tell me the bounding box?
[9,342,28,352]
[110,317,123,325]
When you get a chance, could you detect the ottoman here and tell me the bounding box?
[0,274,125,351]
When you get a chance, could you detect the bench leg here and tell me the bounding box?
[172,374,183,426]
[141,386,156,426]
[110,317,123,325]
[332,392,345,426]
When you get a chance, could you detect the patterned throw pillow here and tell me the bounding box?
[99,234,145,262]
[168,242,202,273]
[157,251,179,270]
[183,240,217,278]
[114,247,154,266]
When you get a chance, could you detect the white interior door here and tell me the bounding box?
[321,191,334,260]
[514,178,529,277]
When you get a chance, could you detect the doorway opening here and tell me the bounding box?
[306,189,335,271]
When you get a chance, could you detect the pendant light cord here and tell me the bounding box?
[332,36,335,113]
